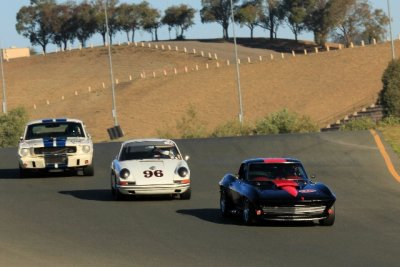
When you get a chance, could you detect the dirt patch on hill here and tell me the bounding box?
[2,38,398,142]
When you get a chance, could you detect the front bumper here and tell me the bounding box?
[116,183,190,196]
[19,153,93,170]
[256,202,334,221]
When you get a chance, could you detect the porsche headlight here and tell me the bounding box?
[178,167,189,177]
[120,168,130,179]
[82,145,91,153]
[20,148,30,157]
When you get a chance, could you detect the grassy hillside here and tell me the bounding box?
[2,38,399,141]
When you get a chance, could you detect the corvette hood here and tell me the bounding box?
[118,159,187,185]
[256,181,334,202]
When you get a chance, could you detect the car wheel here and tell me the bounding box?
[83,164,94,176]
[180,188,191,200]
[242,198,256,225]
[220,190,232,217]
[319,205,335,226]
[111,174,123,201]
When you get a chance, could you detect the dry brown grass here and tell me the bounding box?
[2,39,399,142]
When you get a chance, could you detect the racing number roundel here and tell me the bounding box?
[143,170,164,178]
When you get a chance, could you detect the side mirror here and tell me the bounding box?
[310,174,316,181]
[184,155,190,161]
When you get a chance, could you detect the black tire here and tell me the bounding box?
[319,205,335,226]
[83,164,94,176]
[111,174,123,201]
[180,188,191,200]
[220,190,232,217]
[242,198,256,225]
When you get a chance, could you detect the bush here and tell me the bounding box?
[0,107,28,147]
[156,105,207,139]
[254,109,318,134]
[380,59,400,117]
[175,105,208,139]
[211,120,253,137]
[339,117,376,131]
[378,115,400,127]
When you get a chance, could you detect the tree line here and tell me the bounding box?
[16,0,389,53]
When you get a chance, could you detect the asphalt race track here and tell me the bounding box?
[0,131,399,267]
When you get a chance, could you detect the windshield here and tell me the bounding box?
[25,122,85,139]
[247,163,308,181]
[119,144,181,161]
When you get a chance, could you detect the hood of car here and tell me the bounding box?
[255,181,334,201]
[19,137,90,148]
[118,159,188,185]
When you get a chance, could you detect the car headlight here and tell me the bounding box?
[20,148,30,157]
[119,168,130,179]
[82,145,91,153]
[178,167,189,177]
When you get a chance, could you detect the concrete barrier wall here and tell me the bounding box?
[2,48,30,60]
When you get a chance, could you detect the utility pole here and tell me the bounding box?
[104,0,118,126]
[0,45,6,114]
[230,0,244,124]
[387,0,396,59]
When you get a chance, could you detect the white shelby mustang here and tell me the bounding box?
[111,139,191,200]
[18,118,94,177]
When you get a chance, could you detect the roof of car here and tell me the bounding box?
[27,118,84,125]
[121,138,177,147]
[243,158,301,164]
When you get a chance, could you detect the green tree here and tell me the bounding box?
[361,7,389,44]
[282,0,314,42]
[52,2,77,50]
[258,0,285,40]
[305,0,353,46]
[162,4,196,39]
[73,1,97,47]
[116,3,141,42]
[16,0,57,53]
[332,0,388,46]
[91,0,119,45]
[140,1,161,41]
[235,0,262,39]
[380,59,400,118]
[200,0,239,39]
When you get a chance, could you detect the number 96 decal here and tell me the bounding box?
[143,170,164,178]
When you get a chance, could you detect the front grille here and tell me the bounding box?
[34,146,77,155]
[45,154,68,165]
[262,205,326,216]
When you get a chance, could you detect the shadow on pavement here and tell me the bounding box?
[177,208,318,227]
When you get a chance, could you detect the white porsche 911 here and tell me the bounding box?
[111,139,191,200]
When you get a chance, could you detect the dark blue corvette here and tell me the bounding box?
[219,158,336,226]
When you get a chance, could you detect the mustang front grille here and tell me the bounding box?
[34,147,77,155]
[262,205,326,215]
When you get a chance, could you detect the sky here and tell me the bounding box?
[0,0,399,52]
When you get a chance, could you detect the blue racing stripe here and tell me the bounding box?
[43,138,54,147]
[56,137,67,147]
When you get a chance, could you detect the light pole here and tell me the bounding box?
[104,0,118,126]
[230,0,244,124]
[387,0,396,59]
[0,45,6,114]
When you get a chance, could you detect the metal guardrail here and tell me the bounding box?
[317,93,379,127]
